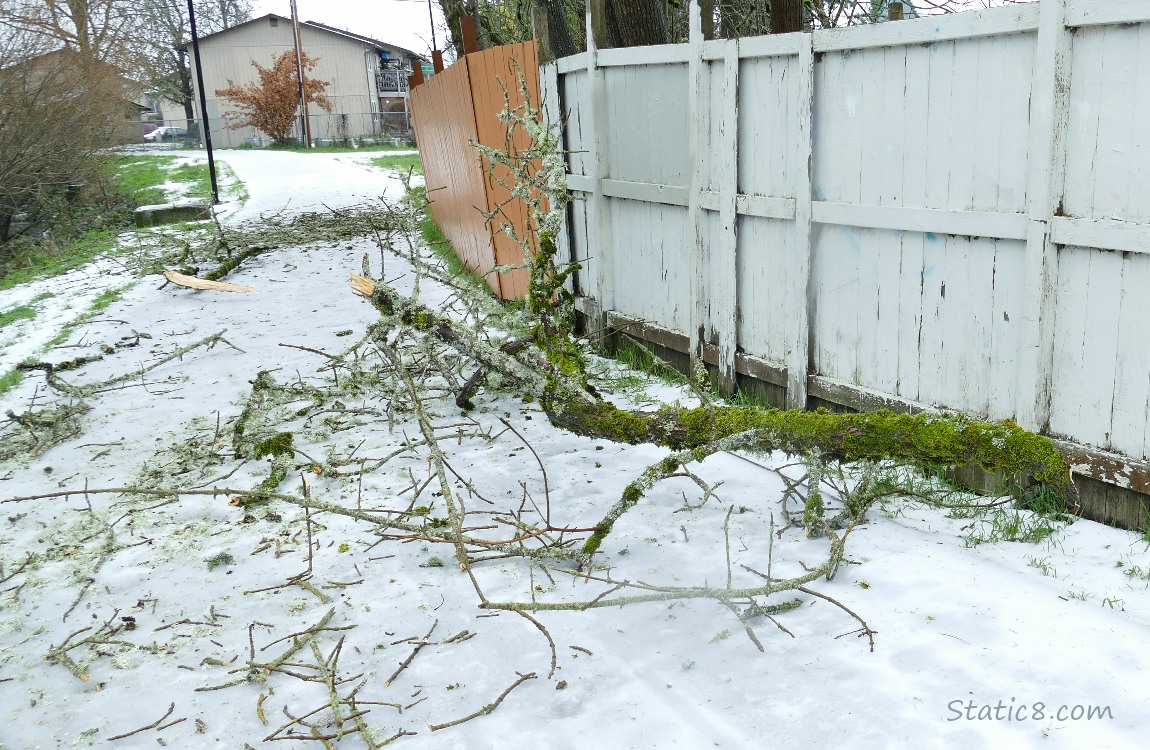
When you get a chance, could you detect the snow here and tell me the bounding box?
[1,150,1149,749]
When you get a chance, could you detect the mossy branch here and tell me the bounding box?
[551,401,1073,499]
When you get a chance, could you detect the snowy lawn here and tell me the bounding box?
[1,151,1148,750]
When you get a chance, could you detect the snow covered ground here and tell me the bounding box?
[1,151,1149,749]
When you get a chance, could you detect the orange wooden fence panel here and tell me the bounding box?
[409,41,540,300]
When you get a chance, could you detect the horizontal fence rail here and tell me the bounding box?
[544,0,1150,523]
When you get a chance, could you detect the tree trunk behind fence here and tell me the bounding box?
[771,0,804,34]
[534,0,577,58]
[607,0,671,47]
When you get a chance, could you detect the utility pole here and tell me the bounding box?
[186,0,219,204]
[290,0,313,148]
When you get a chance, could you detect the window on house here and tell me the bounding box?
[270,17,279,27]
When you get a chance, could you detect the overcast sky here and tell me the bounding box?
[248,0,447,58]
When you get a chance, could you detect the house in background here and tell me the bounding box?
[169,14,428,147]
[2,48,152,142]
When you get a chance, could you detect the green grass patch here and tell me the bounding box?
[0,370,23,399]
[88,288,123,315]
[109,155,180,205]
[110,155,214,204]
[44,287,126,349]
[403,185,491,294]
[0,155,228,290]
[217,162,248,203]
[0,306,37,330]
[0,229,121,291]
[370,154,423,175]
[611,338,690,389]
[206,551,235,571]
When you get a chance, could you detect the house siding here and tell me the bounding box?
[187,16,416,146]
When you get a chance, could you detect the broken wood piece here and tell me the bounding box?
[349,273,376,297]
[163,270,256,293]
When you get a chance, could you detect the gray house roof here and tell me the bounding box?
[180,14,428,63]
[301,20,427,62]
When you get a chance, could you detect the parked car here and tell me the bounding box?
[141,122,159,136]
[144,126,188,142]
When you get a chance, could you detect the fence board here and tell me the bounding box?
[410,41,540,299]
[1110,255,1150,457]
[561,70,589,177]
[813,3,1039,52]
[469,41,541,300]
[1065,24,1150,222]
[986,242,1025,422]
[1050,246,1126,449]
[736,217,790,365]
[894,232,924,403]
[410,61,495,291]
[608,200,693,332]
[738,56,794,199]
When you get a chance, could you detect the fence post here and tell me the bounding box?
[688,0,709,371]
[1017,0,1071,433]
[585,0,611,338]
[787,34,814,410]
[461,15,480,55]
[712,40,740,397]
[700,0,715,39]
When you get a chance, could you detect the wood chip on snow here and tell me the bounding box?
[163,270,256,293]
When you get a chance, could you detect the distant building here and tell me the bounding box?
[177,14,429,147]
[0,48,151,142]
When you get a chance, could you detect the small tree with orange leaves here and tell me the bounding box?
[215,51,333,145]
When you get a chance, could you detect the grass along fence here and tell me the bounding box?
[543,0,1150,528]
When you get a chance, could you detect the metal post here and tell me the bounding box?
[290,0,313,148]
[186,0,219,204]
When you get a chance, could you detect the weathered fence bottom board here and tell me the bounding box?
[581,304,1150,532]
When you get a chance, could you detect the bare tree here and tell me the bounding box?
[0,1,251,119]
[0,0,146,67]
[0,34,132,248]
[804,0,1027,29]
[140,0,252,126]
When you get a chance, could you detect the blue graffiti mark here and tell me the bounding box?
[813,185,826,201]
[838,225,861,252]
[923,264,935,277]
[926,232,938,242]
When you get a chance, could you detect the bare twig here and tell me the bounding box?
[427,672,537,731]
[106,702,177,741]
[384,619,438,687]
[510,609,557,678]
[797,585,876,652]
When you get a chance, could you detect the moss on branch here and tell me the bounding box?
[551,401,1073,499]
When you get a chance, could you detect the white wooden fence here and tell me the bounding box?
[540,0,1150,506]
